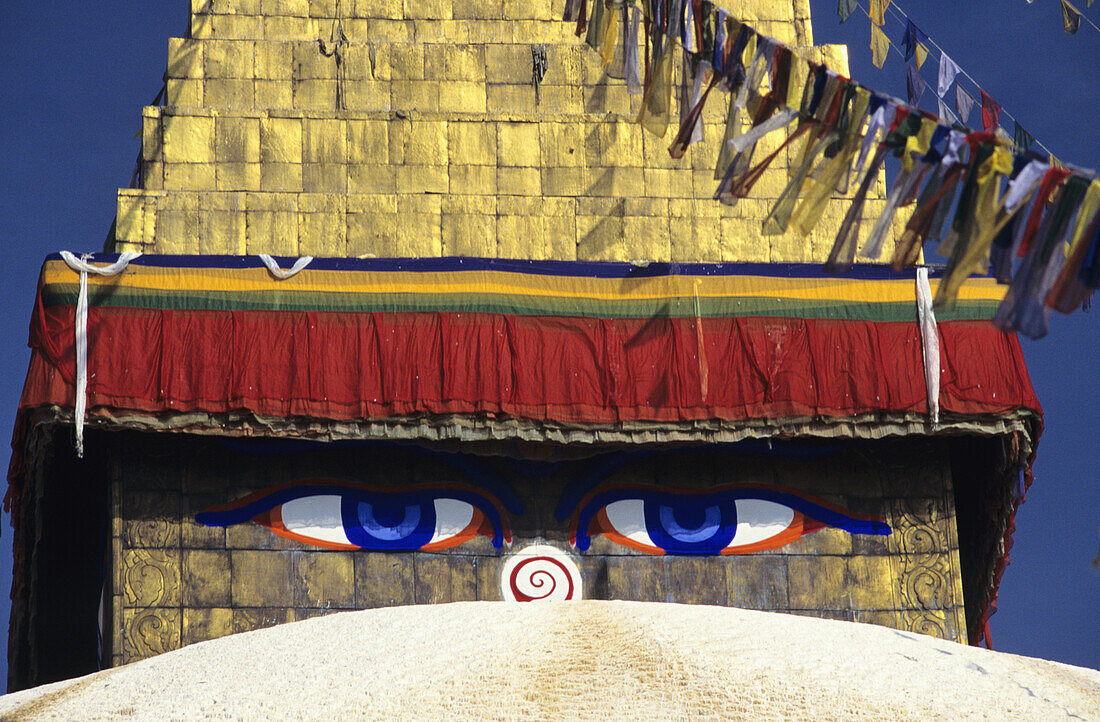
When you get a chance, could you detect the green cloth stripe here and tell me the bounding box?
[41,286,998,322]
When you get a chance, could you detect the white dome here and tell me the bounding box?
[2,601,1096,720]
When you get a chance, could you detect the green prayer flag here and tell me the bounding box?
[1013,122,1035,153]
[838,0,858,22]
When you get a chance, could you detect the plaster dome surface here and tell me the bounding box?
[2,601,1096,720]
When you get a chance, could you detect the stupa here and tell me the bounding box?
[6,0,1040,692]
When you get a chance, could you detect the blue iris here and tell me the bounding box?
[647,500,736,554]
[347,499,429,547]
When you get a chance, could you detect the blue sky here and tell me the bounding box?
[0,0,1097,686]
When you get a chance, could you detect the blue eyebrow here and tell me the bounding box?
[555,443,845,521]
[212,438,524,515]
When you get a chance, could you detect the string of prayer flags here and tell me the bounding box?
[871,24,890,68]
[563,0,1100,339]
[980,90,1002,132]
[838,0,858,23]
[1061,0,1081,33]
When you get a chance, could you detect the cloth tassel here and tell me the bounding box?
[259,254,314,279]
[916,267,940,427]
[59,251,142,457]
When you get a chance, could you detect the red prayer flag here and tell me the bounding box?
[980,90,1001,132]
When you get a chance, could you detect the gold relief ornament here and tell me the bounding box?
[124,609,180,663]
[122,549,179,608]
[892,498,954,638]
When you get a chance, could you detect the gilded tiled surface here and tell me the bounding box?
[111,436,968,665]
[114,0,902,263]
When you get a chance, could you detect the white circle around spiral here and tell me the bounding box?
[500,545,583,602]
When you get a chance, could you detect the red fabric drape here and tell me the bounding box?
[15,306,1039,430]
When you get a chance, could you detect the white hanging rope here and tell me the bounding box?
[59,251,142,457]
[258,254,313,279]
[915,266,940,427]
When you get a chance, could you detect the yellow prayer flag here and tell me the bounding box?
[869,0,891,26]
[1067,181,1100,257]
[902,117,938,172]
[742,28,757,71]
[871,25,890,68]
[915,43,928,69]
[599,5,618,66]
[786,57,807,111]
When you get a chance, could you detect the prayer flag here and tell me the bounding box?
[1061,0,1081,33]
[915,44,928,69]
[1014,122,1035,152]
[906,63,927,106]
[937,53,959,98]
[956,86,974,124]
[871,24,890,68]
[980,90,1001,132]
[937,97,958,125]
[838,0,858,23]
[869,0,890,26]
[901,20,929,63]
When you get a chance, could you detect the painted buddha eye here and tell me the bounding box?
[196,480,515,551]
[568,485,890,555]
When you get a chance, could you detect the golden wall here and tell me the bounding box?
[113,0,894,262]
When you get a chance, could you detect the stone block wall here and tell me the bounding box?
[110,434,967,666]
[113,0,901,262]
